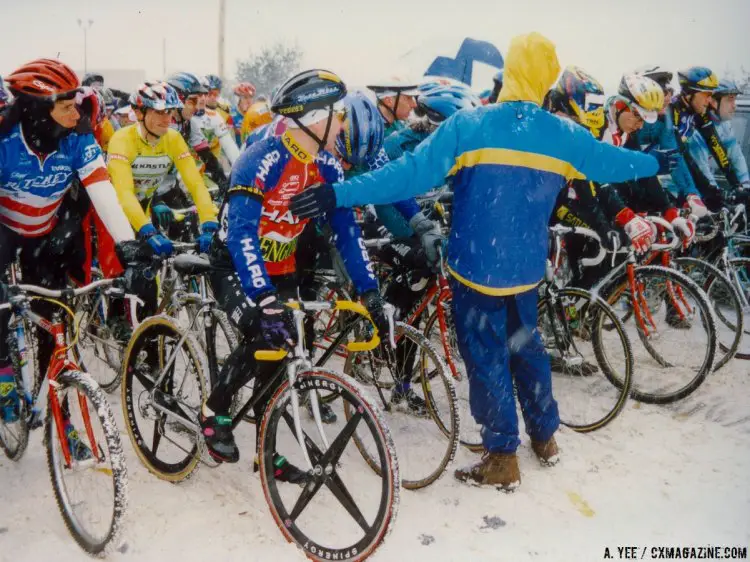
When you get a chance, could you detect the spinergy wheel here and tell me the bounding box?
[258,368,399,562]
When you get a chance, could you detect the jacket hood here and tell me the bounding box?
[498,32,561,105]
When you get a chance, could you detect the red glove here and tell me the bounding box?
[616,208,655,255]
[665,208,696,246]
[684,195,708,219]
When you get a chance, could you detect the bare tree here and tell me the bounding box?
[235,43,303,97]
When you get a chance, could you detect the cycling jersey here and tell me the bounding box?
[107,124,217,231]
[688,112,750,188]
[240,100,274,142]
[0,123,130,239]
[97,118,115,152]
[190,109,240,165]
[216,129,377,300]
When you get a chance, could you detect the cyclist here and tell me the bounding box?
[193,78,241,169]
[202,69,387,474]
[166,71,231,195]
[0,59,133,452]
[205,74,233,127]
[112,98,134,129]
[290,33,662,491]
[366,76,420,137]
[687,78,750,202]
[240,95,275,143]
[107,82,218,309]
[231,81,256,143]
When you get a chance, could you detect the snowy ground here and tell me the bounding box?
[1,356,749,562]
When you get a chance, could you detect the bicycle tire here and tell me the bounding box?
[674,257,744,370]
[345,322,459,490]
[538,287,633,432]
[45,369,128,556]
[723,257,750,360]
[121,315,208,483]
[602,265,717,404]
[258,367,399,562]
[422,305,483,452]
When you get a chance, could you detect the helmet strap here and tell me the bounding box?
[377,95,398,124]
[140,109,162,143]
[292,103,334,154]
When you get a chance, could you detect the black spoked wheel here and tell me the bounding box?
[121,315,207,482]
[46,370,128,555]
[258,368,399,562]
[538,287,633,432]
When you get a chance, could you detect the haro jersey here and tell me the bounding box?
[107,124,216,231]
[218,129,377,300]
[0,123,109,236]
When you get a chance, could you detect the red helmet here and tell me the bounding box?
[5,58,80,99]
[233,82,256,97]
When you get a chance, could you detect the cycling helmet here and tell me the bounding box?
[633,65,673,90]
[166,72,208,99]
[367,75,419,121]
[554,66,606,131]
[272,69,347,152]
[677,67,719,94]
[130,81,183,111]
[5,58,80,100]
[82,72,104,88]
[233,81,256,97]
[715,78,741,97]
[617,73,664,123]
[335,92,384,167]
[415,86,481,125]
[418,77,462,95]
[205,74,223,91]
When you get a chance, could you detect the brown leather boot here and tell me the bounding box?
[454,451,521,492]
[531,436,559,467]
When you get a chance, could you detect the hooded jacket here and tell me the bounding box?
[332,33,659,295]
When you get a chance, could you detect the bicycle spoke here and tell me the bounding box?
[288,477,326,521]
[152,415,165,455]
[324,469,371,533]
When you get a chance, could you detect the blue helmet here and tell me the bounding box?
[166,72,208,99]
[715,78,741,97]
[677,67,719,94]
[130,81,183,111]
[416,86,480,124]
[205,74,223,91]
[335,92,384,167]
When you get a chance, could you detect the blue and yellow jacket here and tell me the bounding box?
[687,113,750,188]
[332,32,659,296]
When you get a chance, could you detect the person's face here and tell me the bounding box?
[690,91,712,115]
[182,95,199,119]
[308,109,345,152]
[718,95,737,121]
[238,95,254,113]
[196,93,207,111]
[50,99,80,129]
[115,113,131,127]
[143,108,173,137]
[618,109,644,134]
[207,89,220,108]
[381,94,416,121]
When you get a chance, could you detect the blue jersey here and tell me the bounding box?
[0,123,108,236]
[217,130,377,300]
[231,107,244,145]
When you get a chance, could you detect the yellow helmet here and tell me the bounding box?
[617,73,664,123]
[243,100,273,132]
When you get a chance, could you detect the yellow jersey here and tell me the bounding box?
[240,100,274,142]
[107,124,217,232]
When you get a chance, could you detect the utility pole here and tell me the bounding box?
[163,37,167,76]
[218,0,226,80]
[77,18,94,73]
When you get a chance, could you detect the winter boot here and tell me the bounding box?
[531,436,560,467]
[454,451,521,492]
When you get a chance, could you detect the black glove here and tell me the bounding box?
[409,211,444,267]
[256,292,296,350]
[115,240,154,267]
[290,183,337,219]
[645,146,679,175]
[361,290,390,337]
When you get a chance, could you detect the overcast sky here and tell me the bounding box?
[2,0,748,93]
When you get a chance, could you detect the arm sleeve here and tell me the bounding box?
[327,208,378,295]
[170,135,218,225]
[106,136,151,232]
[663,112,700,197]
[687,135,717,187]
[334,113,464,208]
[393,198,422,221]
[225,186,273,300]
[218,132,240,166]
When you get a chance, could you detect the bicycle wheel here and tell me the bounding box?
[0,323,32,460]
[258,367,399,562]
[121,315,207,482]
[538,287,633,432]
[72,281,126,393]
[675,257,744,370]
[604,265,716,404]
[45,369,128,555]
[422,302,483,451]
[345,322,459,490]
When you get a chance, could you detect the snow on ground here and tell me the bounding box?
[1,358,749,562]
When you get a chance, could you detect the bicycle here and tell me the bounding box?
[120,297,399,562]
[0,274,128,555]
[540,224,635,431]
